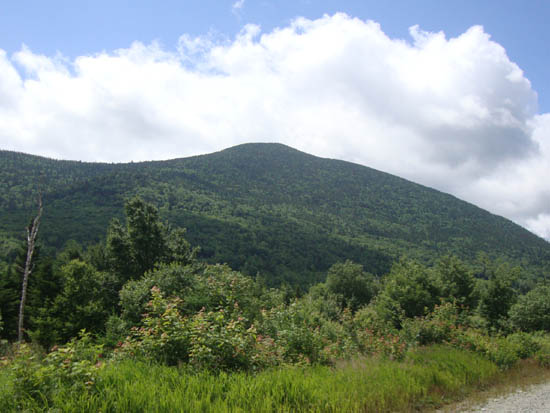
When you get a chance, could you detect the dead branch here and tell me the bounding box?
[17,193,43,343]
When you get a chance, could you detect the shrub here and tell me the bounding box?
[357,295,405,332]
[355,328,408,361]
[401,302,462,346]
[43,331,105,389]
[120,287,267,371]
[531,332,550,367]
[120,263,263,325]
[119,287,190,365]
[188,307,259,371]
[325,260,377,311]
[6,332,104,407]
[509,285,550,332]
[506,332,540,359]
[259,301,329,365]
[478,266,518,330]
[380,259,440,320]
[450,330,519,369]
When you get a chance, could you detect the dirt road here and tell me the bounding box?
[443,381,550,412]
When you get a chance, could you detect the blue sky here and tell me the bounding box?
[1,1,550,239]
[2,0,549,111]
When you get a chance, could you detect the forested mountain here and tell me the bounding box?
[1,143,549,286]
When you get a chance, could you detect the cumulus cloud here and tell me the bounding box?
[0,13,549,239]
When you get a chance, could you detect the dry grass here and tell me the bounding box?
[432,359,550,412]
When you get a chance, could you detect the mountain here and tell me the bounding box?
[1,143,549,286]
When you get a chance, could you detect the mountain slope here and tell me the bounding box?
[1,143,549,285]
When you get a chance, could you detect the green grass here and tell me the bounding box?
[0,345,500,412]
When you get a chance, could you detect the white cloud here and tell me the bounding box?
[0,13,549,239]
[232,0,245,10]
[232,0,245,16]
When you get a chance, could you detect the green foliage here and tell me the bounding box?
[478,263,519,330]
[353,301,402,336]
[258,300,330,365]
[119,287,190,365]
[325,260,377,311]
[433,255,477,309]
[509,284,550,332]
[377,259,440,324]
[0,243,62,341]
[0,346,500,412]
[401,302,463,346]
[2,144,549,288]
[187,308,260,371]
[120,287,269,371]
[1,332,104,409]
[532,333,550,367]
[124,197,167,276]
[0,262,20,341]
[30,259,111,345]
[356,328,408,361]
[448,330,520,369]
[3,146,550,410]
[120,262,263,325]
[505,332,541,359]
[106,197,196,282]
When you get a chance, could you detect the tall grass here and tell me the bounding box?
[1,345,499,412]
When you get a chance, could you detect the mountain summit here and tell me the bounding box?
[1,143,548,285]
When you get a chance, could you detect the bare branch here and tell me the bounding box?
[17,193,43,343]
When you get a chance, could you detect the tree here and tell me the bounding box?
[0,256,22,340]
[378,259,440,321]
[433,255,476,309]
[325,260,377,311]
[18,194,42,343]
[105,196,196,283]
[509,284,550,332]
[125,197,166,276]
[478,263,518,329]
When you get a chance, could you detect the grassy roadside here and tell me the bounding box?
[0,345,508,412]
[433,358,550,412]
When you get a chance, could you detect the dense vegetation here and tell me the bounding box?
[2,143,549,287]
[2,195,550,411]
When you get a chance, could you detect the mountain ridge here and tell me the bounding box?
[1,143,548,286]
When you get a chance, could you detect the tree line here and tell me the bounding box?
[1,196,549,353]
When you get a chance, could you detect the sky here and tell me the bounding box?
[1,1,550,239]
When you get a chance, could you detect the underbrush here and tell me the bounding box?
[3,299,550,412]
[1,345,499,412]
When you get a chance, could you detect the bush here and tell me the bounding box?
[358,295,405,332]
[5,332,104,408]
[401,302,462,346]
[380,259,440,320]
[355,328,408,361]
[259,300,329,365]
[188,307,260,371]
[506,332,540,359]
[120,263,263,325]
[450,330,519,369]
[509,285,550,332]
[530,332,550,367]
[120,287,267,371]
[119,287,190,365]
[325,260,377,311]
[353,303,407,360]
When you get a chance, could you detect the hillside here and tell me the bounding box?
[1,143,549,285]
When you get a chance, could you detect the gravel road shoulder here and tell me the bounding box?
[438,380,550,412]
